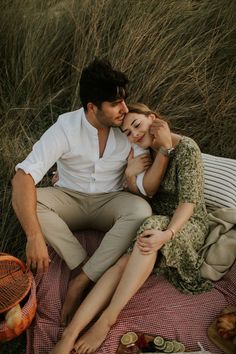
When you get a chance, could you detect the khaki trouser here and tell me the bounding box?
[36,187,152,281]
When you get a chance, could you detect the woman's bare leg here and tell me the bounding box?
[50,255,129,354]
[74,245,157,353]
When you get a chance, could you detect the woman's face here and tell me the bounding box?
[121,112,153,148]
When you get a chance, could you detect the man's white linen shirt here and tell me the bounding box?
[16,108,147,194]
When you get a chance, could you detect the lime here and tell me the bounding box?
[163,340,174,353]
[177,342,186,352]
[155,341,166,351]
[172,340,181,352]
[120,331,138,346]
[153,335,165,347]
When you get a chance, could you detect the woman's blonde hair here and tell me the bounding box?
[127,103,168,123]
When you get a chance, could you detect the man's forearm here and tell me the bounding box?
[12,170,43,239]
[124,174,140,195]
[12,170,50,273]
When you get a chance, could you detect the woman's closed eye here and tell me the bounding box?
[127,123,141,136]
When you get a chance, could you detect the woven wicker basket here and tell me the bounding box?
[0,253,37,341]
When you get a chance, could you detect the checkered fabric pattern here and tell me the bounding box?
[26,230,236,354]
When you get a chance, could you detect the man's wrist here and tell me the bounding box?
[125,170,136,179]
[26,230,44,241]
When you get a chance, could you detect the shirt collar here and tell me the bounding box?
[103,128,116,157]
[81,108,117,157]
[81,108,97,135]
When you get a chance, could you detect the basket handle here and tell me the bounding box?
[0,253,27,272]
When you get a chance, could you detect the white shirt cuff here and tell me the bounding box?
[15,162,41,185]
[136,171,147,196]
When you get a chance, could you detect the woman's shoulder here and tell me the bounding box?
[177,135,201,153]
[175,136,202,161]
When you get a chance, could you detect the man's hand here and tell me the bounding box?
[136,229,170,254]
[51,171,59,185]
[12,170,51,273]
[125,148,152,178]
[150,118,172,150]
[26,235,51,273]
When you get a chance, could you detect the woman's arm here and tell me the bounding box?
[137,202,195,254]
[142,150,169,197]
[165,202,195,238]
[125,118,172,196]
[137,139,203,254]
[124,148,152,194]
[143,118,172,196]
[125,151,170,196]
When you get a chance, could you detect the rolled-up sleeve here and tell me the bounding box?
[133,144,149,196]
[16,118,69,185]
[136,171,147,195]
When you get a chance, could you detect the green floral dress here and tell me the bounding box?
[136,136,212,294]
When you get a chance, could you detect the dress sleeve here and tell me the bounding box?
[15,118,70,185]
[177,139,204,204]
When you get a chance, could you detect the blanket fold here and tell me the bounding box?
[200,207,236,281]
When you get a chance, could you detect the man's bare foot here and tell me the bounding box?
[49,336,74,354]
[61,272,90,325]
[73,315,112,353]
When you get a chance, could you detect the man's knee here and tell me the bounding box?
[130,197,152,219]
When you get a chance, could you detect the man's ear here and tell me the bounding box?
[87,102,97,114]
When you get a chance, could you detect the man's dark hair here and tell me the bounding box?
[79,58,129,110]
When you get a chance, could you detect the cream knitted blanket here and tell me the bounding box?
[200,207,236,281]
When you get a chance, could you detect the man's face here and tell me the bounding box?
[94,99,129,127]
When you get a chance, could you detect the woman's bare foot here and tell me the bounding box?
[61,272,90,325]
[73,315,113,353]
[49,336,74,354]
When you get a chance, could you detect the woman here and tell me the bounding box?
[51,103,211,354]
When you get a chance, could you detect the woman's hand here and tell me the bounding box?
[125,148,152,178]
[136,229,171,254]
[150,118,172,150]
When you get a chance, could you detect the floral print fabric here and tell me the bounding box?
[136,136,212,294]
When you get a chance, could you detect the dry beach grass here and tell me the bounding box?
[0,0,235,352]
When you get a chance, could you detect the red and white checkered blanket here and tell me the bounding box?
[26,230,236,354]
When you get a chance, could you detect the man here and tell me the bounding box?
[11,59,166,325]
